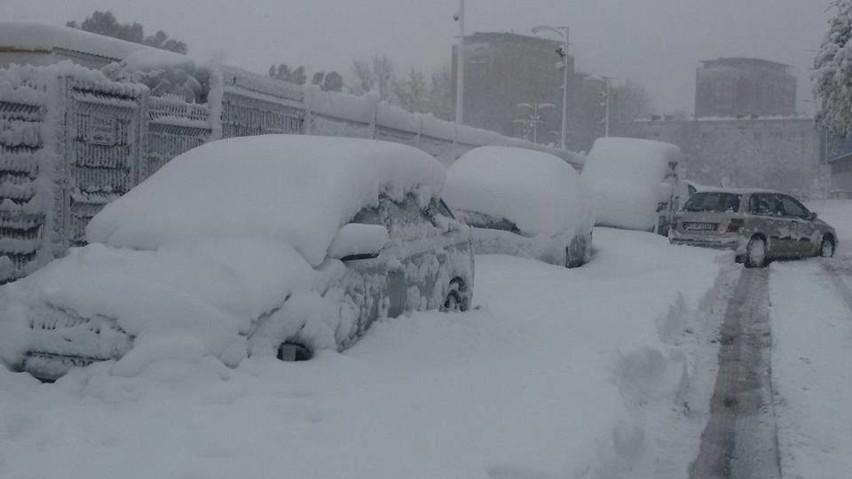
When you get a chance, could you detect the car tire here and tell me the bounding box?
[566,234,587,268]
[745,236,767,268]
[819,236,836,258]
[441,278,466,312]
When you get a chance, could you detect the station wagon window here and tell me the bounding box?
[778,195,809,218]
[748,194,784,216]
[682,192,742,213]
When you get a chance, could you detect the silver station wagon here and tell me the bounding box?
[670,189,837,267]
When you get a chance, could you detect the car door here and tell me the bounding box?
[777,194,817,257]
[382,194,446,313]
[747,193,791,257]
[341,201,396,335]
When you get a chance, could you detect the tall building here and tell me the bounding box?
[694,58,796,118]
[452,32,573,143]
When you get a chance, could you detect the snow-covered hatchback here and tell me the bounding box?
[443,146,594,267]
[0,135,474,381]
[670,189,837,267]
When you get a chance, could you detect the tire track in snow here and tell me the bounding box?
[689,268,781,479]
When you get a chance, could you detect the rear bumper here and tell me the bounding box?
[669,234,742,250]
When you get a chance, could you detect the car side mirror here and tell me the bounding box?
[327,223,390,261]
[806,211,818,221]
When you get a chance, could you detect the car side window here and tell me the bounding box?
[749,194,783,217]
[778,195,808,218]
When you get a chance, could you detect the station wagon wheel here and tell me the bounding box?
[745,236,767,268]
[819,236,836,258]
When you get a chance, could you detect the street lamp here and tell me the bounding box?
[454,0,465,124]
[531,25,569,150]
[516,102,555,144]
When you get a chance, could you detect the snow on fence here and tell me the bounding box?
[0,60,581,283]
[0,63,146,283]
[145,94,210,179]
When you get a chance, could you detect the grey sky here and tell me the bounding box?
[1,0,833,115]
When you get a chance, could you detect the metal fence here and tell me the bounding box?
[0,63,580,283]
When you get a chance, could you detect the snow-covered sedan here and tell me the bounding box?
[442,146,594,267]
[670,189,837,267]
[0,135,474,380]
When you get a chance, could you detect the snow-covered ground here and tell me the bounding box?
[771,200,852,478]
[0,228,730,479]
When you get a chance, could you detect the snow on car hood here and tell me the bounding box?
[442,146,593,236]
[87,135,447,266]
[0,238,316,369]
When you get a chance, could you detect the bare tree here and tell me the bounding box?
[394,69,429,113]
[609,79,651,135]
[427,65,454,121]
[348,55,397,102]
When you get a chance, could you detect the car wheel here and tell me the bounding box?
[566,234,587,268]
[441,278,465,312]
[745,236,767,268]
[277,341,312,362]
[819,236,836,258]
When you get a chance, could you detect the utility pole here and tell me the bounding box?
[454,0,465,125]
[531,25,570,150]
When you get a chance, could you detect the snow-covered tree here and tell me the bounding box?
[814,0,852,135]
[67,11,188,54]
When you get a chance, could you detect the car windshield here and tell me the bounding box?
[683,192,742,213]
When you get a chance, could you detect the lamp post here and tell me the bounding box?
[454,0,465,124]
[585,75,613,137]
[532,25,569,150]
[516,102,555,143]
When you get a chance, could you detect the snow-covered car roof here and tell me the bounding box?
[442,146,592,236]
[87,135,446,266]
[582,137,682,230]
[582,137,681,189]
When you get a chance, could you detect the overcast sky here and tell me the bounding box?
[1,0,834,115]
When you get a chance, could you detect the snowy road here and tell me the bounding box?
[1,210,851,478]
[770,255,852,479]
[690,268,781,479]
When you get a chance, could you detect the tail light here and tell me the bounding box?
[726,218,744,233]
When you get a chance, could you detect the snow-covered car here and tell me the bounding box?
[0,135,474,380]
[670,189,837,267]
[582,137,687,236]
[442,146,594,267]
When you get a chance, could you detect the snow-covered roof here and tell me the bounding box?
[86,135,447,266]
[0,22,153,61]
[443,146,591,235]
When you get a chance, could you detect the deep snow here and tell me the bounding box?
[2,201,847,478]
[0,228,728,479]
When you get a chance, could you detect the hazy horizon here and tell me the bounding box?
[0,0,834,116]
